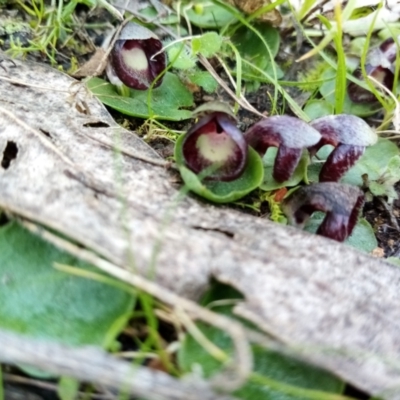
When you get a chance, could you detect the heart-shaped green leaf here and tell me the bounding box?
[260,148,310,191]
[87,73,193,121]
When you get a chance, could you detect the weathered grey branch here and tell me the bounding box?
[0,329,237,400]
[1,57,400,399]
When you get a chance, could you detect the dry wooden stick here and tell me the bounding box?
[0,329,238,400]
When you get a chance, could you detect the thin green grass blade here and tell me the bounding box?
[226,41,243,113]
[332,2,347,114]
[298,0,319,20]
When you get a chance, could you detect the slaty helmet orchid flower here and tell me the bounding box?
[244,115,321,182]
[181,103,247,181]
[107,22,166,90]
[309,114,378,182]
[282,182,364,242]
[348,36,399,103]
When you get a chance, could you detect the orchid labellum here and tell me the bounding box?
[282,182,364,242]
[348,36,399,103]
[244,116,321,182]
[107,22,166,90]
[309,114,378,182]
[181,107,247,181]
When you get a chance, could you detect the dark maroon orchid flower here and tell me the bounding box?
[108,22,166,90]
[244,116,321,182]
[348,36,399,103]
[282,182,364,242]
[309,114,377,182]
[182,110,247,181]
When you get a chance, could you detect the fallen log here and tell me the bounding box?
[1,57,400,399]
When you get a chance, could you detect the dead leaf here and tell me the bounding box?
[228,0,282,25]
[1,58,400,399]
[73,48,108,78]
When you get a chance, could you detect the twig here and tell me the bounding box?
[0,329,237,400]
[3,373,114,400]
[83,132,174,169]
[378,197,400,231]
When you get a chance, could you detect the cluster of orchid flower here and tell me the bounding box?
[104,22,379,243]
[177,103,377,243]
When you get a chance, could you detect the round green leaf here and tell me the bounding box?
[260,148,309,191]
[231,23,281,81]
[342,138,400,186]
[167,44,196,70]
[231,23,280,69]
[184,4,237,28]
[87,73,194,121]
[175,133,264,203]
[303,99,334,120]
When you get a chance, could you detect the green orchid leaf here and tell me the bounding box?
[0,222,133,347]
[87,73,194,121]
[184,3,237,28]
[303,99,334,120]
[386,257,400,267]
[260,148,309,191]
[175,134,264,203]
[342,138,400,186]
[231,22,282,80]
[385,155,400,184]
[137,5,180,24]
[231,23,280,68]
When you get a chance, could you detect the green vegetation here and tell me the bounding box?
[1,0,400,399]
